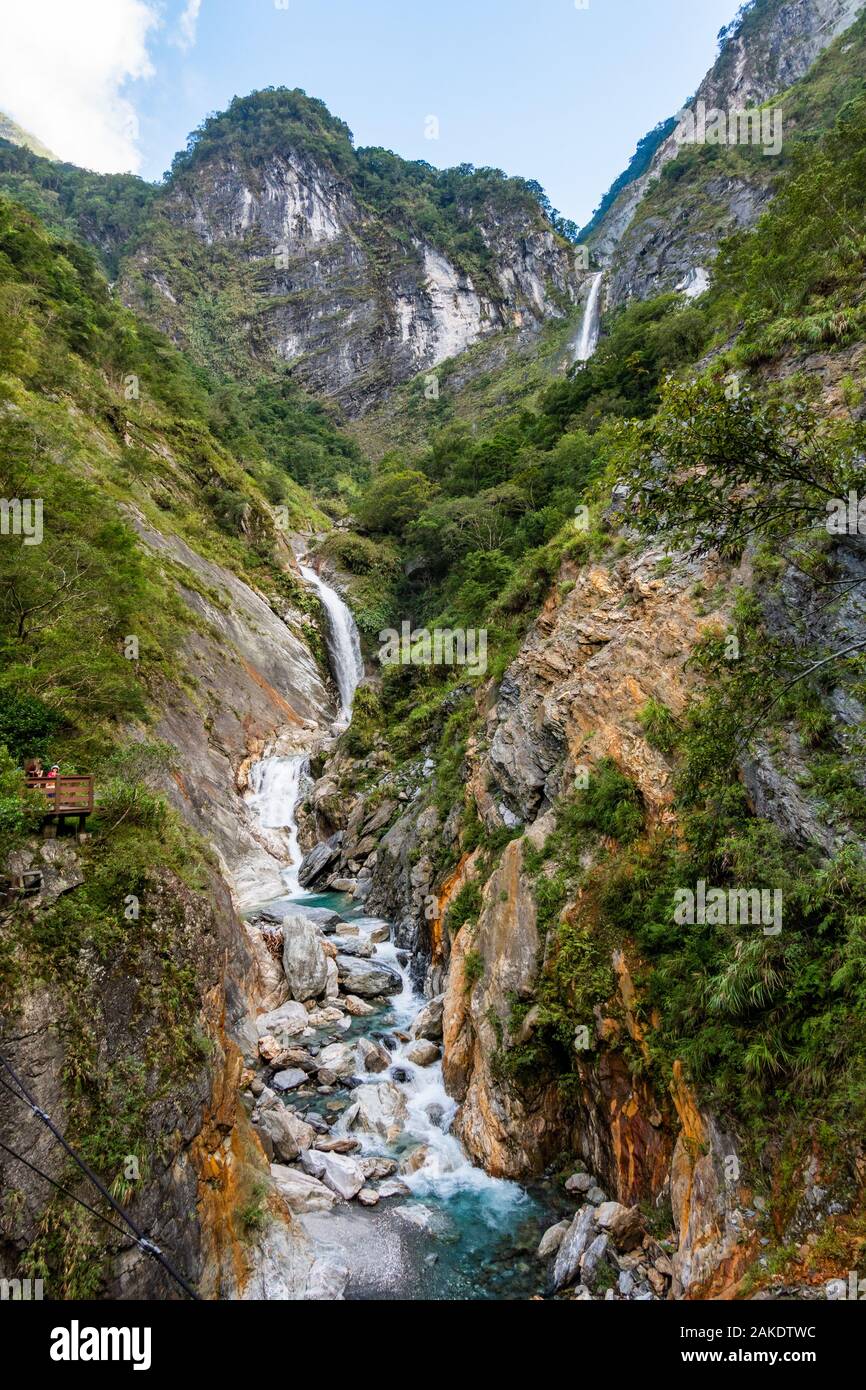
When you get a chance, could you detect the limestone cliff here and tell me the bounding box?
[119,91,580,417]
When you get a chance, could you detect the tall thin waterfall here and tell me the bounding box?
[300,562,364,724]
[573,271,604,362]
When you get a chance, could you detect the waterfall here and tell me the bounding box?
[572,271,604,363]
[246,754,310,894]
[299,562,364,725]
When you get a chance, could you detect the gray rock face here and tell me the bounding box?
[593,0,865,308]
[335,954,402,997]
[128,518,330,910]
[488,673,567,822]
[298,835,343,888]
[282,913,328,1001]
[122,142,579,419]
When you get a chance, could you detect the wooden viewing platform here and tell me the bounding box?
[25,775,94,833]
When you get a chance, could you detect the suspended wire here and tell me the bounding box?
[0,1052,200,1300]
[0,1136,132,1243]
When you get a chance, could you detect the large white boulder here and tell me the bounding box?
[300,1148,366,1201]
[345,1082,408,1143]
[283,913,328,1001]
[269,1163,337,1213]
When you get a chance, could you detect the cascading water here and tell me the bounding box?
[245,561,364,897]
[572,270,604,363]
[242,553,557,1297]
[299,562,364,724]
[246,754,309,894]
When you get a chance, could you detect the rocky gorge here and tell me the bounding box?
[2,0,865,1311]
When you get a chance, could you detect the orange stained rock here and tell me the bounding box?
[670,1058,706,1150]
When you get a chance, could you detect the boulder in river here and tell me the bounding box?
[565,1171,594,1195]
[325,957,340,1000]
[409,994,445,1041]
[270,1163,336,1213]
[254,1106,315,1162]
[594,1201,645,1251]
[315,1136,360,1154]
[331,936,374,958]
[272,1068,308,1092]
[356,1036,391,1074]
[360,1156,398,1181]
[377,1178,411,1199]
[282,913,329,1001]
[552,1205,598,1292]
[298,834,343,888]
[346,1082,408,1143]
[318,1042,356,1077]
[537,1220,571,1260]
[580,1232,610,1285]
[336,954,402,998]
[256,999,309,1039]
[300,1148,366,1200]
[343,994,376,1016]
[405,1039,439,1067]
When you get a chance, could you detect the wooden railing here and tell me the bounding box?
[25,775,94,817]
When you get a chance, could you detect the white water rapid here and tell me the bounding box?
[246,755,309,894]
[572,270,604,362]
[299,562,364,725]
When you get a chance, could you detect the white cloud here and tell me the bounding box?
[0,0,160,173]
[173,0,202,51]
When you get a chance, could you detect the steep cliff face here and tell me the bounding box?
[0,192,342,1299]
[119,91,579,417]
[591,0,865,306]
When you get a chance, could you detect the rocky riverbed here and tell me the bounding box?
[239,889,679,1300]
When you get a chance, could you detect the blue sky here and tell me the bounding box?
[0,0,739,225]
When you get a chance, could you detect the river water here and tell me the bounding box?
[241,563,562,1298]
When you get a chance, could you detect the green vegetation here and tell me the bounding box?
[339,80,866,1215]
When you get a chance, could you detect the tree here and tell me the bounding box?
[356,467,434,538]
